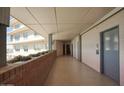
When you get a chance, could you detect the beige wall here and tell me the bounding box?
[80,9,124,85]
[53,40,63,56]
[71,36,80,60]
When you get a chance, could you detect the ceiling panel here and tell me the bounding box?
[42,24,57,34]
[56,7,90,23]
[53,33,77,40]
[27,25,48,37]
[53,29,80,40]
[58,23,82,32]
[11,7,38,24]
[83,7,114,24]
[27,7,56,24]
[11,7,115,40]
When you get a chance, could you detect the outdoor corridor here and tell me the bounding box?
[45,56,118,86]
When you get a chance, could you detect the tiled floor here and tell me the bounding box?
[45,56,118,86]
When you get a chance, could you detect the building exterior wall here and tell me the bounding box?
[79,9,124,85]
[7,19,48,60]
[7,42,47,59]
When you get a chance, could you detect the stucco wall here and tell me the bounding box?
[81,9,124,85]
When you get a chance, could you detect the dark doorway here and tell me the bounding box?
[100,26,119,83]
[66,44,71,55]
[63,44,65,55]
[63,43,71,55]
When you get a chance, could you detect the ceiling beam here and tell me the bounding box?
[54,7,59,34]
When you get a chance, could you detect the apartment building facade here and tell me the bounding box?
[7,18,48,60]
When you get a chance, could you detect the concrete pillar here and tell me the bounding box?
[0,24,7,67]
[0,8,10,67]
[48,34,52,51]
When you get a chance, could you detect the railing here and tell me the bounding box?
[0,51,56,85]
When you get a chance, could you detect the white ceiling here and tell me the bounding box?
[10,7,114,40]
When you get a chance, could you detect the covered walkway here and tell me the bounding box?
[45,56,118,86]
[0,7,124,86]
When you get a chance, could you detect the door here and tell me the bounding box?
[102,26,119,82]
[66,44,71,55]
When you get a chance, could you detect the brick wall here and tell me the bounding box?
[0,51,56,86]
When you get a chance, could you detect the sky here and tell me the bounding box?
[7,27,13,32]
[6,16,13,42]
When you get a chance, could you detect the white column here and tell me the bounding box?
[48,34,52,51]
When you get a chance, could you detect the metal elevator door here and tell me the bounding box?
[103,27,119,82]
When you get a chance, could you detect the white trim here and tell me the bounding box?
[80,7,123,35]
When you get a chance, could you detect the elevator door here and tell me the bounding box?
[102,26,119,82]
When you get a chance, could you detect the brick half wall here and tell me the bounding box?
[0,51,56,86]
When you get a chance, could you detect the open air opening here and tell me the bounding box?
[6,16,49,63]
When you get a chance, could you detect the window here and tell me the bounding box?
[34,32,39,36]
[41,44,45,49]
[114,35,118,51]
[7,26,13,32]
[34,43,41,51]
[7,49,13,53]
[15,34,20,41]
[44,44,48,49]
[15,24,21,29]
[23,45,28,52]
[10,16,13,20]
[10,35,13,41]
[23,32,28,39]
[15,45,20,51]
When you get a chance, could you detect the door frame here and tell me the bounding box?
[71,44,73,56]
[100,25,120,84]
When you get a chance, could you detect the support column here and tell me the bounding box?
[48,34,53,51]
[0,24,7,67]
[0,8,10,67]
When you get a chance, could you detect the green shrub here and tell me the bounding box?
[7,51,50,64]
[7,55,31,63]
[19,56,31,61]
[29,53,41,57]
[40,51,49,55]
[7,59,16,63]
